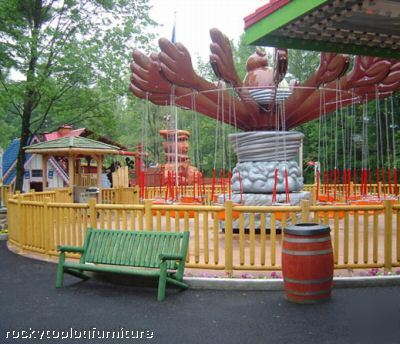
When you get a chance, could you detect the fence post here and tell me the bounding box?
[384,200,393,272]
[311,184,317,206]
[115,187,121,204]
[133,185,140,204]
[301,199,310,223]
[144,199,153,231]
[43,197,51,257]
[16,192,22,251]
[55,189,61,202]
[89,198,97,228]
[224,200,233,276]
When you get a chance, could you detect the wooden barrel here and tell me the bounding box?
[282,223,333,304]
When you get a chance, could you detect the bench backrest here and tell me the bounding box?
[81,229,189,271]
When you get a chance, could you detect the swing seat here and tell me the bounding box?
[270,203,291,221]
[180,196,202,203]
[211,203,241,221]
[170,202,201,218]
[347,195,362,201]
[349,200,383,215]
[151,199,167,216]
[317,194,338,203]
[317,202,346,219]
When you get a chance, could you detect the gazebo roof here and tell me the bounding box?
[244,0,400,59]
[24,136,120,155]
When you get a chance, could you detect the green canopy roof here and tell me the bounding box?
[24,136,120,155]
[244,0,400,59]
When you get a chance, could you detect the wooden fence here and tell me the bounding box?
[6,190,400,274]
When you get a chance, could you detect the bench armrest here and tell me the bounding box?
[58,245,85,254]
[159,253,183,261]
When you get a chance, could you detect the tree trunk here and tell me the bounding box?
[14,97,34,192]
[14,1,42,191]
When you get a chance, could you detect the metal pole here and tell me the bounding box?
[174,105,179,197]
[299,138,303,175]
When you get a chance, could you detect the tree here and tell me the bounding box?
[0,0,155,190]
[287,49,321,183]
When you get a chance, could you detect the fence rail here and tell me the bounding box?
[6,189,400,274]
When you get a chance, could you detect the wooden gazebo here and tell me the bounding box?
[24,136,120,192]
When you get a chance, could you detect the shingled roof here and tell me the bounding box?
[24,136,120,155]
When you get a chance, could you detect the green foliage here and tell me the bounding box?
[289,49,400,183]
[288,49,320,83]
[0,0,156,188]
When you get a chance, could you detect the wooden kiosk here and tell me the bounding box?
[24,136,120,202]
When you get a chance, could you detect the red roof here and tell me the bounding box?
[44,128,86,141]
[244,0,290,29]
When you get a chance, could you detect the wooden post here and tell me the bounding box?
[133,185,140,204]
[96,155,103,204]
[43,197,51,257]
[384,199,393,272]
[311,185,317,206]
[144,199,153,231]
[55,189,61,202]
[224,200,233,276]
[301,199,310,223]
[16,192,24,252]
[42,154,48,191]
[68,154,74,188]
[89,198,97,229]
[116,187,121,204]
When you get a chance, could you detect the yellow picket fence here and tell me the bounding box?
[6,189,400,274]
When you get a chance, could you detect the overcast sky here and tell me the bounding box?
[149,0,267,60]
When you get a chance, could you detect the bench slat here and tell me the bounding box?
[84,229,186,269]
[57,229,190,301]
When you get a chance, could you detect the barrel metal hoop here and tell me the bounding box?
[285,288,332,296]
[282,249,333,256]
[283,237,331,243]
[284,277,333,284]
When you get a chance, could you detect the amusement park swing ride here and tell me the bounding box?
[128,25,400,224]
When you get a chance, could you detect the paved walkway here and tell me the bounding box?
[1,241,399,344]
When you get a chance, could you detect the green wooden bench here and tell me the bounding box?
[56,228,190,301]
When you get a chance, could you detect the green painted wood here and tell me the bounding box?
[129,232,141,266]
[147,234,157,267]
[136,232,146,266]
[57,229,189,300]
[110,231,121,264]
[154,235,166,267]
[244,0,400,59]
[81,230,187,268]
[80,229,93,263]
[63,262,161,277]
[116,232,129,265]
[245,0,329,45]
[139,232,150,266]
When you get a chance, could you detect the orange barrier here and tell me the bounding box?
[170,202,202,218]
[151,199,167,216]
[317,202,346,219]
[317,194,339,202]
[349,198,397,215]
